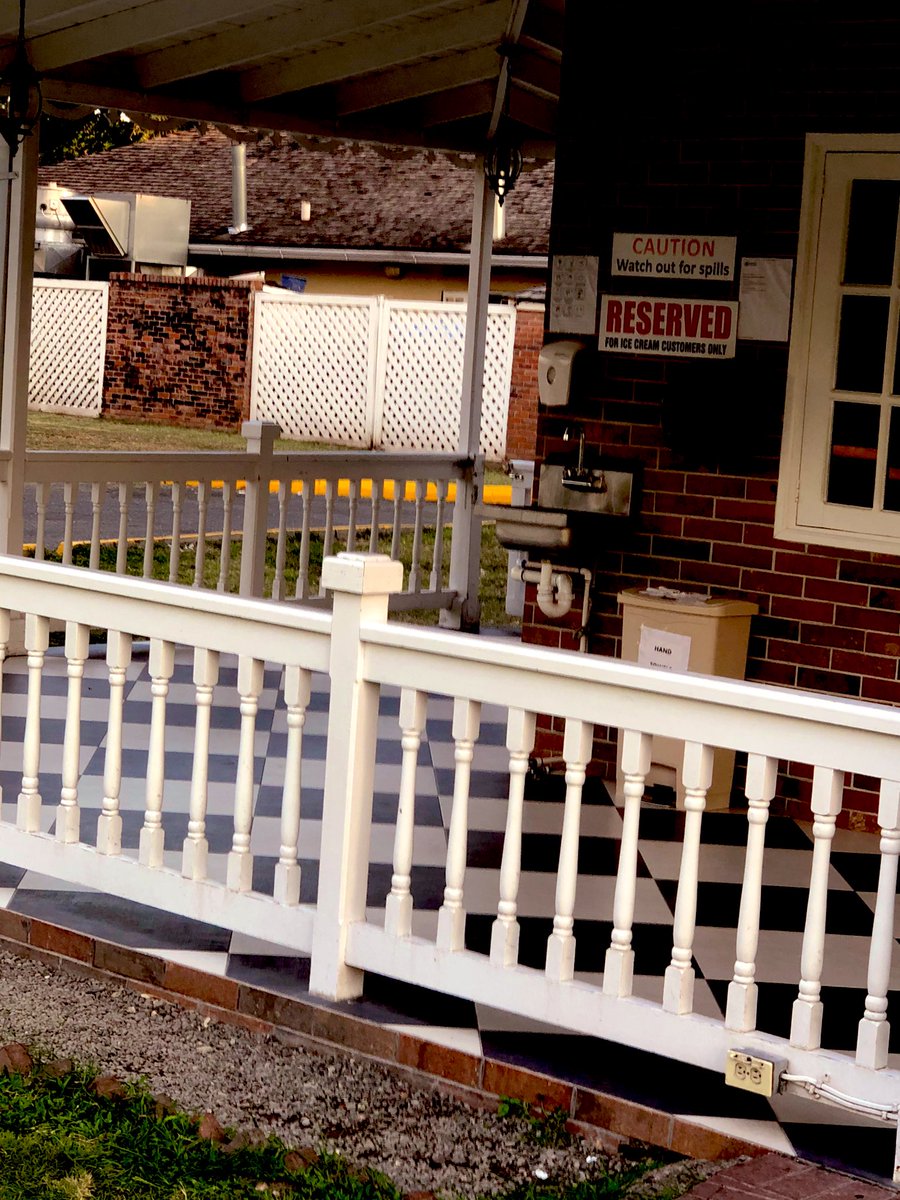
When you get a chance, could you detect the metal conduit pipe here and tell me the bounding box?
[513,560,594,652]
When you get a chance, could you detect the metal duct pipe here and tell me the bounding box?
[229,142,250,234]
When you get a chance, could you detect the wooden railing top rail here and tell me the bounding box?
[24,448,468,486]
[359,618,900,780]
[0,556,331,669]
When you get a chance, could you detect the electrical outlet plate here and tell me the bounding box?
[724,1050,785,1097]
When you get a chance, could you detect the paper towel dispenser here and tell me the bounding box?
[538,340,583,407]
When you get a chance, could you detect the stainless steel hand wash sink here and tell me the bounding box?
[480,458,640,557]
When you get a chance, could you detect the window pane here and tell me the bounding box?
[844,180,900,285]
[827,400,881,507]
[834,295,890,393]
[884,408,900,511]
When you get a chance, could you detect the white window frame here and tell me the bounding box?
[776,132,900,553]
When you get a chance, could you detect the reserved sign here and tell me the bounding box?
[599,295,738,359]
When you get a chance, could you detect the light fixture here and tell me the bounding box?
[0,0,41,159]
[484,136,522,207]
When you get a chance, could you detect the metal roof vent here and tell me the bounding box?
[60,192,190,266]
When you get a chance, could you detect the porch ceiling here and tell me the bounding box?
[2,0,562,156]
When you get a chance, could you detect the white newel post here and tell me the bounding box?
[239,420,279,598]
[309,553,403,1000]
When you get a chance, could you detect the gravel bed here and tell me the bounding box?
[0,949,723,1197]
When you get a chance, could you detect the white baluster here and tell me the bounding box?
[857,780,900,1069]
[346,479,359,551]
[96,631,132,855]
[273,665,311,905]
[193,481,208,588]
[139,639,174,868]
[390,480,403,560]
[62,482,75,565]
[116,482,132,575]
[490,708,536,967]
[0,610,8,804]
[385,689,427,938]
[57,621,89,843]
[436,698,481,952]
[227,656,263,892]
[604,728,651,996]
[143,482,158,578]
[726,754,778,1032]
[182,647,219,880]
[429,481,448,593]
[17,613,49,832]
[663,741,713,1015]
[168,481,183,583]
[791,766,843,1049]
[34,481,49,561]
[369,480,382,552]
[295,478,312,601]
[272,481,289,601]
[546,719,593,983]
[89,481,103,570]
[217,482,234,592]
[318,481,335,596]
[408,480,425,593]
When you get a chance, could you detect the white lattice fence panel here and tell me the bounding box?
[251,293,378,445]
[376,301,515,458]
[28,280,108,416]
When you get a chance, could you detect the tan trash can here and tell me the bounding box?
[616,588,758,810]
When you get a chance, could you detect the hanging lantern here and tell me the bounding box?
[0,0,42,159]
[484,138,522,206]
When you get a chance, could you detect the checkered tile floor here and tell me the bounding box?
[0,642,895,1183]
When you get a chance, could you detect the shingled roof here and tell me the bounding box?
[38,128,552,258]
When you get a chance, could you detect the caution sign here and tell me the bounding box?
[611,233,736,281]
[599,295,738,359]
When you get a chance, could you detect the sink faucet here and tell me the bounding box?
[562,424,586,476]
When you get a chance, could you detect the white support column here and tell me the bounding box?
[490,707,536,968]
[441,159,493,632]
[309,553,403,1000]
[0,130,38,565]
[239,420,278,598]
[183,646,219,881]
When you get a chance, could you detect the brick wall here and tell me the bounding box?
[504,305,542,460]
[103,274,260,429]
[525,3,900,829]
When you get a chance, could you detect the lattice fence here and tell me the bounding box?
[28,280,108,416]
[377,300,514,459]
[252,293,379,446]
[251,292,516,457]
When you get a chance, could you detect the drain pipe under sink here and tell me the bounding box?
[514,560,593,652]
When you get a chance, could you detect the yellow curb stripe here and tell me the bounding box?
[168,481,513,504]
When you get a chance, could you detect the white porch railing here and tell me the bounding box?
[1,552,900,1175]
[22,421,474,613]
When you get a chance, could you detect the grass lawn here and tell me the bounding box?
[29,413,519,631]
[25,413,512,485]
[0,1055,666,1200]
